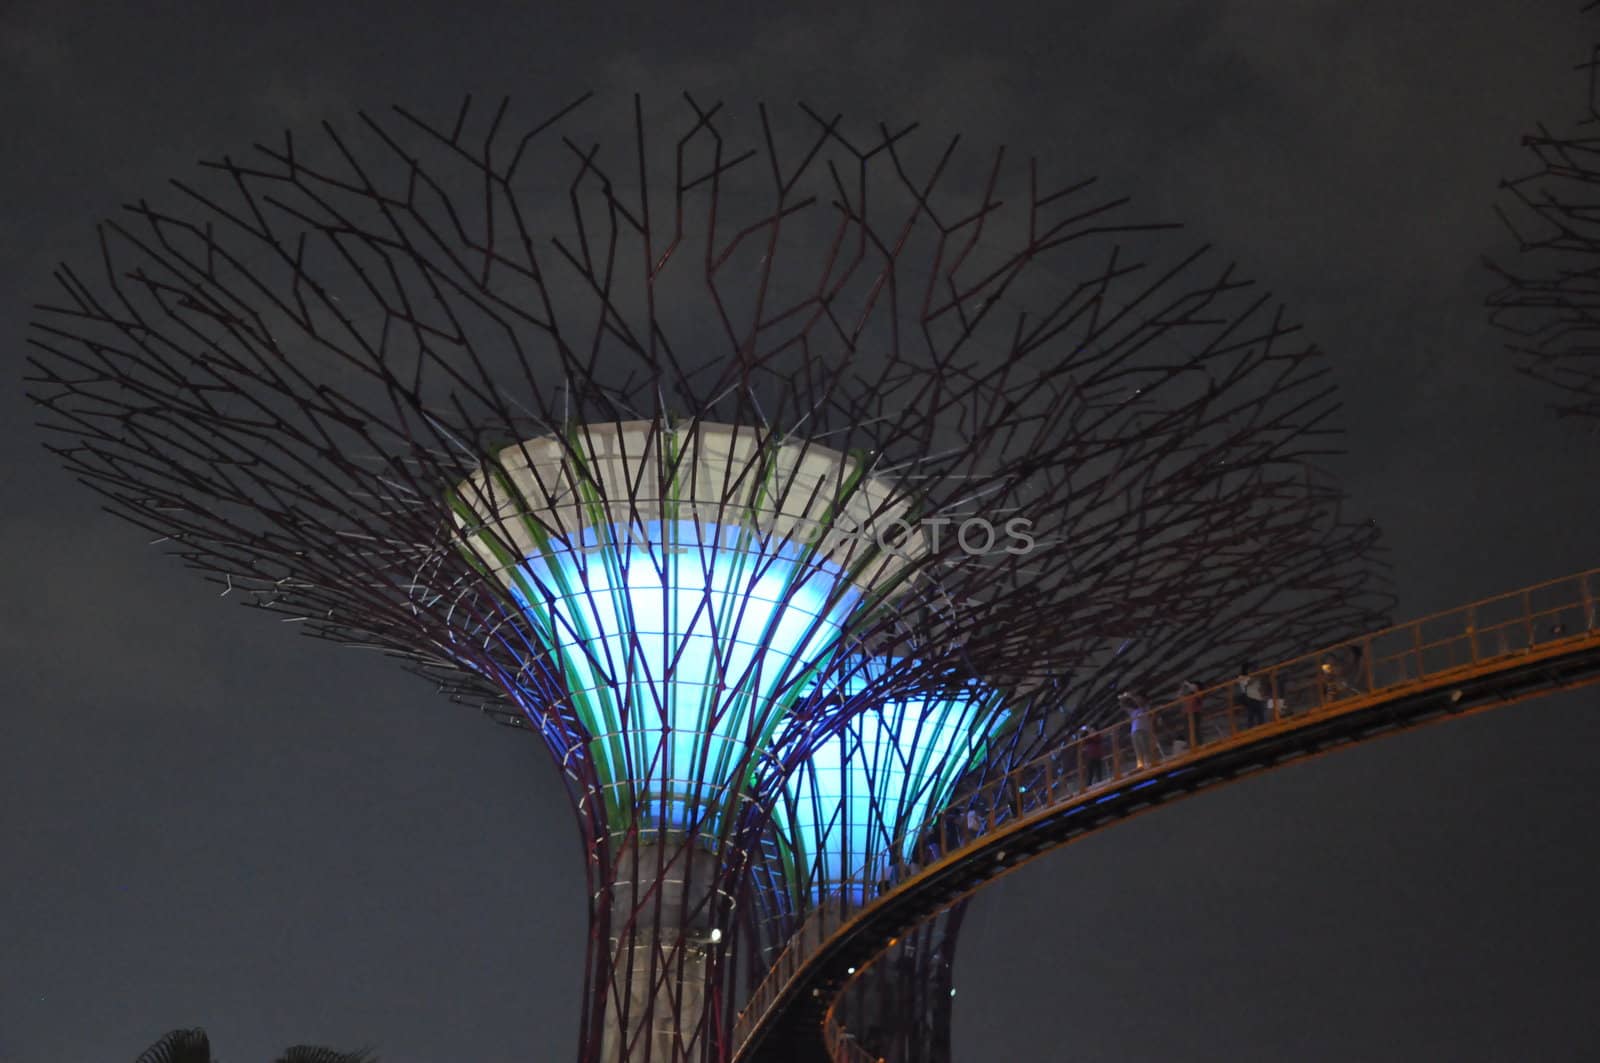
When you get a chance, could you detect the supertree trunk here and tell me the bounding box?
[593,839,727,1061]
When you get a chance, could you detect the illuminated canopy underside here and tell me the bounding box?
[452,422,931,835]
[775,661,1006,899]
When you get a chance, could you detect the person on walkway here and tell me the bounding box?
[1320,654,1352,703]
[1238,663,1269,728]
[1080,725,1108,786]
[1122,690,1160,769]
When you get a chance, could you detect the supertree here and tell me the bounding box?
[25,93,1388,1062]
[1487,3,1600,423]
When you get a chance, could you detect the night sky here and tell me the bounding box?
[3,3,1597,1061]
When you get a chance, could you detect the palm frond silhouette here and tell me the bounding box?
[133,1028,376,1062]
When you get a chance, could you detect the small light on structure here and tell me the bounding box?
[950,988,957,997]
[847,966,856,975]
[709,927,722,943]
[888,937,898,946]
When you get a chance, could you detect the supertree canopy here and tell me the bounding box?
[450,423,925,841]
[27,93,1388,1063]
[1487,10,1600,423]
[767,660,1007,902]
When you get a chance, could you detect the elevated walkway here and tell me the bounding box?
[731,567,1600,1062]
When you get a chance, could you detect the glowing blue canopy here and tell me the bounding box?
[774,662,1006,898]
[508,519,862,833]
[452,423,934,839]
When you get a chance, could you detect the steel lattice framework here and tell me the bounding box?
[26,93,1388,1063]
[1487,3,1600,423]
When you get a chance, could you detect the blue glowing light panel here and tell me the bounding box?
[508,520,863,833]
[776,663,1005,896]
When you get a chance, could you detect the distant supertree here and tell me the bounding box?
[747,669,999,1062]
[27,94,1387,1062]
[1487,5,1600,423]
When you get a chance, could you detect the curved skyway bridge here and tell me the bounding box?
[732,567,1600,1063]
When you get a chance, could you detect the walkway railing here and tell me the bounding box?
[730,566,1600,1061]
